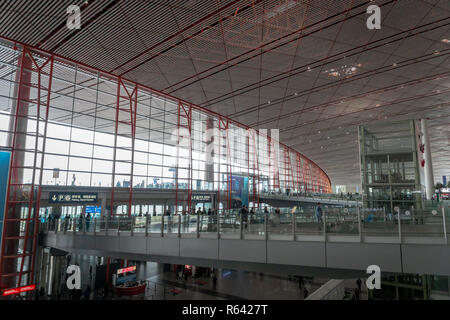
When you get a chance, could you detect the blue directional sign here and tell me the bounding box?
[85,205,101,214]
[0,151,11,245]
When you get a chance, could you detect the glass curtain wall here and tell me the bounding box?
[0,41,332,212]
[359,119,424,213]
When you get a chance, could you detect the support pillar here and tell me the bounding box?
[421,119,435,200]
[101,195,106,218]
[0,52,32,291]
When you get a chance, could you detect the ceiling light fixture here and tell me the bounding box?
[325,63,362,78]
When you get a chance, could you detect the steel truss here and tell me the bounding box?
[0,40,332,293]
[110,78,138,217]
[0,45,54,294]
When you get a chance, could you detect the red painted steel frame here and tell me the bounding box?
[248,129,260,208]
[217,118,232,212]
[175,101,193,214]
[283,146,294,192]
[0,39,333,293]
[0,46,54,294]
[268,135,280,191]
[110,78,138,217]
[0,35,332,194]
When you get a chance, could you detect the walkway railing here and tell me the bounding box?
[40,206,450,242]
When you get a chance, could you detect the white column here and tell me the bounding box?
[101,194,106,218]
[421,119,435,200]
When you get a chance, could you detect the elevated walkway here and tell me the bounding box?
[41,206,450,278]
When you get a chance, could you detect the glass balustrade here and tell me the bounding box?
[38,205,450,241]
[295,209,321,235]
[219,212,239,234]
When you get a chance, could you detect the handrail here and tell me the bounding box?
[40,206,450,243]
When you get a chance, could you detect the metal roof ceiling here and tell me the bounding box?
[0,0,449,189]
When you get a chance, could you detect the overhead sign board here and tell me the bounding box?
[49,192,98,204]
[192,194,212,202]
[117,265,136,275]
[86,205,101,214]
[2,284,36,296]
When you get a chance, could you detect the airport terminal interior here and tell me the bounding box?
[0,0,449,301]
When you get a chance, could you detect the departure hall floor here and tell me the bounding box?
[65,255,367,300]
[138,262,368,300]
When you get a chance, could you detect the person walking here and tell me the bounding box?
[212,274,217,289]
[241,205,248,230]
[315,202,323,229]
[303,287,309,299]
[298,276,304,289]
[356,278,362,292]
[86,212,91,231]
[78,213,84,231]
[83,286,91,300]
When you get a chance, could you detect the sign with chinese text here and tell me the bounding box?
[49,192,98,204]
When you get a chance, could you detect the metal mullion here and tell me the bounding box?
[187,104,193,213]
[225,120,232,210]
[89,72,101,187]
[65,64,78,186]
[128,84,138,217]
[175,101,180,214]
[110,77,121,216]
[253,131,260,207]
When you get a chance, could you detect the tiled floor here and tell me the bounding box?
[62,257,367,300]
[143,265,326,300]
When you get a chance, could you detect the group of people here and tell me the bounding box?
[175,266,218,290]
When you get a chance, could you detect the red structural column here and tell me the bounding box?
[283,146,294,191]
[175,101,193,214]
[110,78,138,217]
[295,153,302,192]
[217,118,231,211]
[268,136,279,191]
[0,46,54,293]
[249,129,260,208]
[224,119,232,211]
